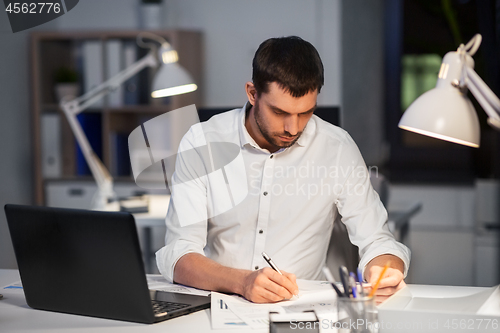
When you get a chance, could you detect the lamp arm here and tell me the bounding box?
[464,66,500,127]
[65,51,158,116]
[59,51,158,208]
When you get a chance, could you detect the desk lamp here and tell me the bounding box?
[398,34,500,147]
[60,32,197,210]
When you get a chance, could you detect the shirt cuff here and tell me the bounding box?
[155,245,205,283]
[359,245,411,282]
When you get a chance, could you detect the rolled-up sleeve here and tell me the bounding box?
[155,125,209,283]
[335,134,411,279]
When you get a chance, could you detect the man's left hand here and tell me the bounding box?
[364,254,406,304]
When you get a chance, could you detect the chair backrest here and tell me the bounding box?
[325,213,359,281]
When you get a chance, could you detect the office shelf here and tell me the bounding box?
[31,30,202,205]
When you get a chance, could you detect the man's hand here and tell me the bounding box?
[241,267,299,303]
[365,254,406,304]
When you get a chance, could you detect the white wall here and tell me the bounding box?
[54,0,139,30]
[55,0,342,108]
[162,0,342,108]
[388,184,479,286]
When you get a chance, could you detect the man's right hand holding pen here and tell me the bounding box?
[241,267,299,303]
[173,252,298,304]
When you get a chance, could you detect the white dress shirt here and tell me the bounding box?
[156,103,410,282]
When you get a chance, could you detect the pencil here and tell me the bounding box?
[368,263,389,298]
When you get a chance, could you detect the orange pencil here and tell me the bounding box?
[368,263,389,298]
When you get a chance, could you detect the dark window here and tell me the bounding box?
[384,0,500,183]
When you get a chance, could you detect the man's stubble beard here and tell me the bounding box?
[253,102,302,150]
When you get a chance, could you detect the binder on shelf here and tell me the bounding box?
[41,114,62,178]
[75,113,102,176]
[137,45,151,105]
[106,39,124,108]
[82,40,104,108]
[123,41,139,105]
[110,132,131,177]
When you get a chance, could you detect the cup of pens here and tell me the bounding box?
[323,266,381,333]
[337,296,378,333]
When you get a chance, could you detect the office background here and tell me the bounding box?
[0,0,498,287]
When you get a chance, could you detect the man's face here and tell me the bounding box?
[246,82,317,152]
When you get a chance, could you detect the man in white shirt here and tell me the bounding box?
[156,36,410,304]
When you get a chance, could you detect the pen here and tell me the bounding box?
[368,263,389,298]
[339,266,351,297]
[357,268,365,297]
[357,268,363,284]
[322,266,345,298]
[261,252,282,275]
[350,272,360,298]
[349,274,357,298]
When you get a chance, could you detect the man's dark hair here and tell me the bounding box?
[252,36,324,97]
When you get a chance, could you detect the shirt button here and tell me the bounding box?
[259,229,263,234]
[263,191,268,196]
[270,155,274,159]
[255,266,259,270]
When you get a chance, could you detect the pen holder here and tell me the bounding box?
[337,296,378,333]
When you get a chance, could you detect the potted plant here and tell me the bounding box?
[54,66,79,103]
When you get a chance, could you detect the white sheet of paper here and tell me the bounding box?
[477,285,500,316]
[211,279,338,330]
[212,292,284,329]
[2,281,23,291]
[146,274,211,297]
[210,292,249,329]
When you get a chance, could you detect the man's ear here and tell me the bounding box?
[245,82,257,105]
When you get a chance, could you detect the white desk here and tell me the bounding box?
[2,269,499,333]
[0,269,243,333]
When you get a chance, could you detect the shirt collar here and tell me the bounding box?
[296,115,315,147]
[238,101,316,150]
[238,102,259,149]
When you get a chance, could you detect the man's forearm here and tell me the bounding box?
[174,253,299,303]
[173,253,248,295]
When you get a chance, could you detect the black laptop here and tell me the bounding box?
[4,204,210,324]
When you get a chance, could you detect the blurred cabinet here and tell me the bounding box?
[45,180,167,209]
[474,179,500,286]
[475,232,500,287]
[31,30,202,205]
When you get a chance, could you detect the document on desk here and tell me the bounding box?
[477,285,500,316]
[400,285,500,315]
[379,284,500,333]
[146,275,211,297]
[211,279,337,330]
[2,281,23,291]
[211,293,251,329]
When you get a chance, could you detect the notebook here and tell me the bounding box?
[4,204,210,324]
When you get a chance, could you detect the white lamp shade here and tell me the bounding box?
[151,62,197,98]
[398,87,480,147]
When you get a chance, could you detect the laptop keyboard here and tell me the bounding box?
[151,300,190,317]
